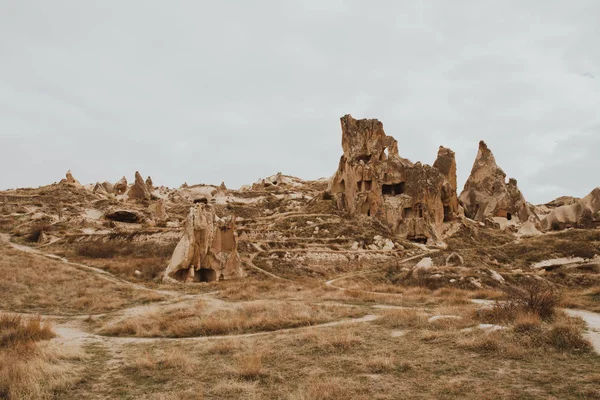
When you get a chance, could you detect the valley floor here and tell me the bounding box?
[1,237,600,400]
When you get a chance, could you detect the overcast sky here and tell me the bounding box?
[1,1,598,204]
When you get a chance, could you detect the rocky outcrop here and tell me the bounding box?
[459,141,531,222]
[145,176,154,190]
[543,187,600,230]
[253,172,284,189]
[114,177,128,195]
[93,181,114,195]
[148,199,168,222]
[328,115,459,242]
[163,204,243,283]
[127,171,151,200]
[60,170,82,187]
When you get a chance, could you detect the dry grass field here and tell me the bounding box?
[1,227,599,399]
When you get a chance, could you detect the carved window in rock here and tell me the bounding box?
[382,182,405,196]
[443,205,452,222]
[357,180,373,192]
[415,203,424,218]
[403,207,414,219]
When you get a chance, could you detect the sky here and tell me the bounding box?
[1,0,598,204]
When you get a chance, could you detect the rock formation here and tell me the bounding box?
[459,141,531,222]
[114,176,128,195]
[60,170,82,187]
[127,171,151,200]
[163,204,243,283]
[543,187,600,230]
[93,181,114,195]
[148,199,168,222]
[328,115,459,242]
[145,176,154,190]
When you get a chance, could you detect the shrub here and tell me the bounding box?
[505,281,561,321]
[0,314,55,348]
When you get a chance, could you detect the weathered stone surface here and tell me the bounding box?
[543,187,600,230]
[104,209,144,223]
[128,171,151,200]
[145,176,154,190]
[459,141,531,222]
[253,172,284,189]
[163,204,243,283]
[114,176,128,195]
[60,170,82,187]
[328,114,459,242]
[148,199,168,222]
[93,181,114,195]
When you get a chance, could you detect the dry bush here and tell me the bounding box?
[0,315,83,399]
[505,281,561,321]
[0,314,54,348]
[235,352,263,380]
[543,320,592,352]
[478,282,561,324]
[206,339,240,355]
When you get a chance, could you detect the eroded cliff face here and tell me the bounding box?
[543,187,600,230]
[328,114,459,243]
[459,141,531,223]
[163,204,243,283]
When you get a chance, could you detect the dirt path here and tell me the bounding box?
[564,309,600,354]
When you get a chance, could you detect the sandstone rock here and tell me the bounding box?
[414,257,434,271]
[163,204,243,283]
[145,176,154,190]
[543,187,600,230]
[328,115,459,242]
[445,252,464,267]
[60,170,82,187]
[127,171,151,200]
[517,221,542,237]
[114,177,128,195]
[488,269,505,283]
[220,182,227,190]
[459,141,531,223]
[93,181,114,195]
[148,199,168,222]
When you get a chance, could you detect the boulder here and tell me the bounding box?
[459,141,531,223]
[163,205,243,283]
[128,171,151,200]
[148,199,168,222]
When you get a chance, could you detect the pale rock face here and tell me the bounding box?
[163,205,243,283]
[328,114,459,243]
[93,181,114,195]
[145,176,154,190]
[543,187,600,230]
[414,257,434,270]
[60,170,82,187]
[114,177,128,195]
[459,141,531,223]
[148,199,168,222]
[127,171,152,200]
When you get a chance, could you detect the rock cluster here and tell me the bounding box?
[127,171,152,200]
[328,114,460,242]
[163,204,243,283]
[60,170,82,187]
[459,141,531,223]
[543,187,600,230]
